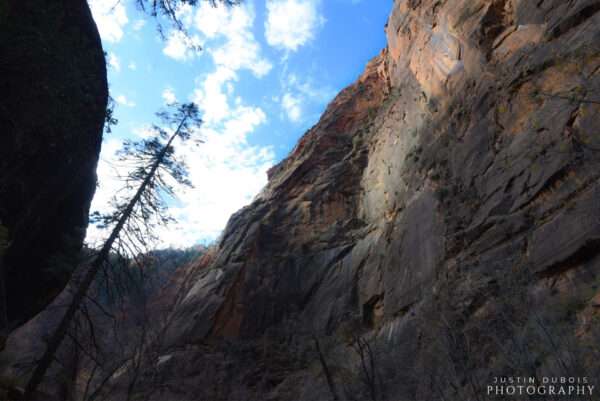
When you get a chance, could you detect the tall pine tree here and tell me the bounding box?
[25,102,203,398]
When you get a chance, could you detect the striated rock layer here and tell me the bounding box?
[135,1,600,400]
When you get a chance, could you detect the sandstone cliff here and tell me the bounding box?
[125,1,600,400]
[112,0,600,400]
[0,0,108,333]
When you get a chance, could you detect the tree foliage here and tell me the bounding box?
[135,0,243,40]
[93,102,202,256]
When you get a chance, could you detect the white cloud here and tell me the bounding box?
[151,3,278,246]
[195,2,272,77]
[282,93,302,122]
[211,38,272,78]
[108,52,120,72]
[89,106,274,249]
[162,87,177,104]
[132,19,146,31]
[265,0,324,52]
[278,73,335,122]
[132,126,155,139]
[115,94,135,107]
[163,30,203,61]
[192,67,236,124]
[161,105,273,246]
[128,61,137,70]
[293,74,336,103]
[191,3,272,124]
[89,2,278,249]
[194,3,229,38]
[89,0,128,43]
[174,2,195,29]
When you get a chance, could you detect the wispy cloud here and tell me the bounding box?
[265,0,325,52]
[115,94,136,107]
[278,72,336,123]
[132,19,146,31]
[165,2,276,245]
[162,87,177,105]
[191,2,272,124]
[163,105,274,246]
[282,93,302,122]
[162,30,203,61]
[91,2,277,248]
[108,52,121,72]
[89,105,274,248]
[88,0,129,43]
[192,68,236,124]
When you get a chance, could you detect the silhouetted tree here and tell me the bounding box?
[136,0,243,43]
[24,103,203,398]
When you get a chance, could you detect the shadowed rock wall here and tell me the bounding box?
[0,0,107,332]
[119,1,600,400]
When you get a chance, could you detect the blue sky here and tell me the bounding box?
[87,0,391,248]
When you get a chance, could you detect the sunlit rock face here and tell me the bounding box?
[0,0,107,330]
[131,1,600,400]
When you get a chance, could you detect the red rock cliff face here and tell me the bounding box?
[133,1,600,400]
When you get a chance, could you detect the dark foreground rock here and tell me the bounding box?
[0,0,108,332]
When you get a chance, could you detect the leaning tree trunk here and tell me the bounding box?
[0,0,108,334]
[24,116,190,398]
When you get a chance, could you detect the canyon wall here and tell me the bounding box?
[0,0,107,334]
[131,1,600,400]
[1,0,586,399]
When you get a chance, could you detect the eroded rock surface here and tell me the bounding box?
[128,1,600,400]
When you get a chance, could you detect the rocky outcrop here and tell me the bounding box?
[0,248,207,400]
[0,0,107,332]
[129,1,600,400]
